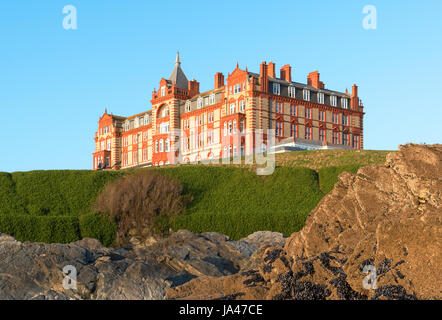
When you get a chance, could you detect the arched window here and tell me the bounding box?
[162,106,169,117]
[228,120,232,134]
[155,141,158,153]
[223,146,228,157]
[233,120,237,133]
[165,139,170,152]
[224,122,227,136]
[159,139,163,152]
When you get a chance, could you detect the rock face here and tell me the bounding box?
[0,230,285,300]
[167,144,442,300]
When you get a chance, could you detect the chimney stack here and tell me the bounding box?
[214,72,224,89]
[259,61,268,92]
[188,79,200,97]
[267,62,276,78]
[351,84,359,110]
[307,71,324,89]
[280,64,292,82]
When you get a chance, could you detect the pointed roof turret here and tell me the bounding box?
[168,51,188,90]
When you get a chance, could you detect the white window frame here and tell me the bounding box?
[239,100,245,112]
[161,86,166,97]
[273,83,280,95]
[288,86,296,98]
[318,92,324,104]
[303,89,310,101]
[230,103,235,114]
[209,93,215,105]
[341,98,348,109]
[330,95,337,107]
[197,97,203,109]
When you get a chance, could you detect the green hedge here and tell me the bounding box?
[0,170,122,217]
[0,214,80,243]
[79,212,116,247]
[0,213,116,246]
[156,166,324,239]
[318,165,361,194]
[1,164,361,243]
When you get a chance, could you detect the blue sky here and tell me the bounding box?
[0,0,441,172]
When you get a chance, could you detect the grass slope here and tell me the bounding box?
[0,149,389,243]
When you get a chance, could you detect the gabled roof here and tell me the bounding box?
[168,52,188,90]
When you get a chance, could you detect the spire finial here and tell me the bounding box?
[105,108,107,114]
[175,51,181,65]
[236,61,239,69]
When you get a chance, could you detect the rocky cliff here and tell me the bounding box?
[1,144,440,300]
[167,144,442,300]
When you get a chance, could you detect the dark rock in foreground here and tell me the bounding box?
[0,230,285,300]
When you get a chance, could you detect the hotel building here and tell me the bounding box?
[93,53,364,170]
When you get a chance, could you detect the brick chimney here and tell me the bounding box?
[267,62,276,78]
[259,61,268,92]
[214,72,224,89]
[351,84,359,110]
[280,64,291,82]
[307,71,324,89]
[188,79,200,97]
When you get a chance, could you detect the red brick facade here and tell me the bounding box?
[93,54,364,170]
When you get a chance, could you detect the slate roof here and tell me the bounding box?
[168,52,189,90]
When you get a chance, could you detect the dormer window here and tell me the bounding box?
[144,114,150,125]
[318,92,325,104]
[303,89,310,101]
[197,97,203,109]
[185,100,191,112]
[330,95,337,107]
[209,93,215,105]
[288,86,296,98]
[124,121,130,131]
[134,117,139,128]
[341,98,348,109]
[273,83,280,95]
